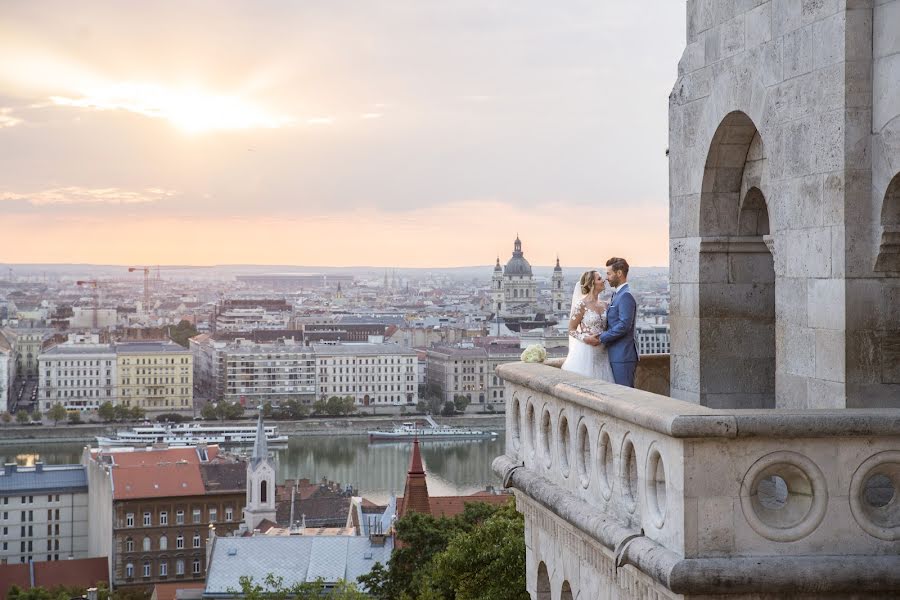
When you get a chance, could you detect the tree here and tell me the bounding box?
[47,404,67,425]
[168,319,199,348]
[453,395,470,414]
[68,410,81,424]
[201,402,218,421]
[155,412,186,423]
[113,404,130,421]
[416,401,429,414]
[229,573,368,600]
[129,405,146,421]
[98,401,116,422]
[262,401,273,418]
[359,501,511,600]
[30,410,42,423]
[1,412,11,424]
[312,398,328,415]
[427,396,443,415]
[15,409,30,425]
[220,401,244,420]
[325,396,345,416]
[420,502,527,600]
[342,396,357,416]
[441,401,455,417]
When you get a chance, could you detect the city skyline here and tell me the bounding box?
[0,2,684,267]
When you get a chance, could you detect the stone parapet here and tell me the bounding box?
[495,361,900,597]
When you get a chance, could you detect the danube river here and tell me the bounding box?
[0,434,506,504]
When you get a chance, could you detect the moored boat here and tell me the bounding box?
[368,415,497,442]
[96,422,288,447]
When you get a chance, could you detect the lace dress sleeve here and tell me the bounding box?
[599,300,609,331]
[568,300,588,341]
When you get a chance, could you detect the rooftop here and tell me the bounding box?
[312,343,416,356]
[0,463,87,495]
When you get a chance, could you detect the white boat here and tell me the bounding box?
[96,423,289,447]
[368,415,498,442]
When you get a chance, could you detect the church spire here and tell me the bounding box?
[400,436,430,517]
[252,408,268,463]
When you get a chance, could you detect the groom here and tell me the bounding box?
[586,257,639,387]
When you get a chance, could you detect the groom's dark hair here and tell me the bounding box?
[606,257,629,276]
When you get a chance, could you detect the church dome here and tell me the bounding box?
[504,236,533,277]
[553,257,562,272]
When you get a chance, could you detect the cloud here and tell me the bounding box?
[360,113,382,120]
[306,117,334,125]
[0,186,177,206]
[0,108,22,128]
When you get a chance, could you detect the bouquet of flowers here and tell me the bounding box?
[520,344,547,363]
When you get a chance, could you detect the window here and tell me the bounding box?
[208,508,217,523]
[142,537,151,552]
[125,537,134,552]
[192,508,201,523]
[176,535,184,549]
[143,561,151,578]
[176,510,184,525]
[225,507,233,522]
[159,535,167,550]
[159,511,168,526]
[143,512,152,527]
[125,563,134,578]
[192,559,201,575]
[126,513,135,527]
[192,534,201,548]
[160,561,168,577]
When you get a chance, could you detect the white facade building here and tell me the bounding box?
[636,323,670,355]
[38,341,117,412]
[313,344,418,406]
[0,463,89,564]
[0,343,11,414]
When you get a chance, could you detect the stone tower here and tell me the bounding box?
[669,1,900,409]
[491,257,504,315]
[399,437,430,517]
[243,411,276,529]
[551,257,565,316]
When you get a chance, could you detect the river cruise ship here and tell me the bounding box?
[96,423,288,447]
[368,415,497,442]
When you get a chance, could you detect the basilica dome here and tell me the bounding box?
[504,236,533,277]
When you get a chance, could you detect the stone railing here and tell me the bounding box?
[493,362,900,598]
[545,353,670,396]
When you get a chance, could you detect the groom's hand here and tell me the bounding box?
[584,334,600,347]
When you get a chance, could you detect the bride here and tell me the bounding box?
[561,270,615,382]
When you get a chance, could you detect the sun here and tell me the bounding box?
[52,82,293,134]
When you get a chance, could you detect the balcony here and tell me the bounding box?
[493,356,900,597]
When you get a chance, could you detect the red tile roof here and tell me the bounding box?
[0,557,109,600]
[92,446,223,500]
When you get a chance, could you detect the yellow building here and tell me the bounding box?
[116,341,193,413]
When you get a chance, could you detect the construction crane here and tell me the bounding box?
[128,265,212,311]
[75,280,101,329]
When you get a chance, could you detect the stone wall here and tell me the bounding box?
[495,361,900,598]
[669,0,900,409]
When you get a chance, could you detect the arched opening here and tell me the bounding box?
[260,480,268,504]
[698,111,775,409]
[876,172,900,272]
[560,581,573,600]
[536,562,550,600]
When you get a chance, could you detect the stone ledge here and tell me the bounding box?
[498,362,900,438]
[495,454,900,595]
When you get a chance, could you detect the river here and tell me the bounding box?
[0,434,506,504]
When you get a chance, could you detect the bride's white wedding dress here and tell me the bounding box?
[562,299,616,382]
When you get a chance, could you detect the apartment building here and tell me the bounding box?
[0,463,89,565]
[83,445,245,588]
[116,342,193,413]
[313,343,418,406]
[38,341,117,412]
[220,339,316,405]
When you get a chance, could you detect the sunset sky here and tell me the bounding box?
[0,2,684,267]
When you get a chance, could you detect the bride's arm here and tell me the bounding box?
[568,300,588,341]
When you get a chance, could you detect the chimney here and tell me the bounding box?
[4,463,16,475]
[35,462,44,473]
[87,589,98,600]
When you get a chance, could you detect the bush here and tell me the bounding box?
[441,401,456,417]
[453,395,470,414]
[16,409,31,425]
[68,411,81,424]
[416,400,428,414]
[1,412,11,424]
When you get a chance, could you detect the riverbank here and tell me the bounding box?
[0,414,507,445]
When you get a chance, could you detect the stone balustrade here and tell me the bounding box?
[493,361,900,598]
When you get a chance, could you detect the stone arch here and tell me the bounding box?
[560,580,573,600]
[876,172,900,272]
[698,111,776,409]
[536,561,550,600]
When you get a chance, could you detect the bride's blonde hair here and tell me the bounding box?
[579,270,599,295]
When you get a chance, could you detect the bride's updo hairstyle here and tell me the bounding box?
[579,270,598,295]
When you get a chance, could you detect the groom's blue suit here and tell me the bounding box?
[599,282,639,387]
